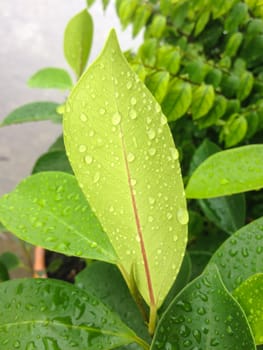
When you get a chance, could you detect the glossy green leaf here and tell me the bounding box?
[233,273,263,345]
[32,150,73,174]
[189,139,246,234]
[0,252,20,270]
[117,0,138,29]
[225,2,248,33]
[194,10,210,36]
[162,79,192,122]
[64,9,93,78]
[199,194,246,234]
[191,84,215,120]
[205,68,222,88]
[76,261,150,346]
[0,278,147,349]
[138,38,157,66]
[132,5,152,37]
[0,172,117,263]
[237,71,254,101]
[221,114,247,147]
[27,67,73,90]
[212,0,236,18]
[246,111,260,139]
[156,46,181,75]
[207,216,263,291]
[198,95,227,129]
[64,30,188,310]
[186,145,263,198]
[189,250,212,280]
[48,134,65,152]
[184,61,209,84]
[151,264,256,350]
[0,102,61,126]
[147,14,166,38]
[225,32,243,57]
[145,71,170,103]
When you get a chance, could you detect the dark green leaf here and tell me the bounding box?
[162,79,192,121]
[76,261,150,345]
[27,67,73,90]
[237,71,254,101]
[64,9,93,78]
[199,194,246,234]
[205,68,222,88]
[184,61,209,84]
[207,216,263,291]
[189,251,212,280]
[0,278,147,349]
[186,145,263,198]
[0,252,20,270]
[32,150,73,174]
[245,111,259,139]
[0,102,61,126]
[224,2,248,33]
[233,273,263,345]
[0,261,9,282]
[0,172,118,263]
[191,84,215,119]
[198,95,227,129]
[152,264,256,350]
[48,135,65,152]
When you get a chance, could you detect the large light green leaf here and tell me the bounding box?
[63,30,188,312]
[0,172,117,263]
[151,264,256,350]
[207,217,263,292]
[27,67,73,90]
[0,102,61,126]
[233,273,263,345]
[64,9,93,78]
[0,278,148,350]
[186,145,263,198]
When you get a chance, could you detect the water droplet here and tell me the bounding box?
[160,114,167,125]
[170,148,179,160]
[177,208,189,225]
[179,324,191,337]
[149,148,156,156]
[167,212,173,220]
[176,300,192,312]
[130,109,137,119]
[220,178,229,185]
[183,339,192,347]
[210,338,220,346]
[241,247,249,257]
[93,172,100,183]
[226,325,234,335]
[173,235,178,242]
[99,108,105,115]
[197,307,206,315]
[148,216,153,223]
[112,112,121,125]
[193,329,202,343]
[130,97,137,105]
[147,129,156,140]
[127,152,135,162]
[90,242,98,248]
[155,103,161,113]
[131,179,136,186]
[79,145,87,153]
[146,117,152,124]
[80,113,87,122]
[126,81,132,89]
[13,341,21,348]
[149,197,155,205]
[85,155,93,164]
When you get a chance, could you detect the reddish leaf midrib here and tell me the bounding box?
[119,123,156,307]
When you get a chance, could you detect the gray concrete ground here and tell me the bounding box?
[0,0,141,275]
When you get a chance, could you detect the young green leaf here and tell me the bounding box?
[162,79,192,122]
[145,71,170,103]
[0,172,117,263]
[151,264,256,350]
[191,84,215,120]
[0,102,61,126]
[186,145,263,198]
[64,9,93,78]
[32,150,73,174]
[27,67,73,90]
[233,273,263,345]
[207,216,263,291]
[64,30,188,315]
[132,5,152,37]
[0,278,147,349]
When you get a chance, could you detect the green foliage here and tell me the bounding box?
[0,1,262,349]
[27,67,73,90]
[0,102,61,126]
[64,9,93,78]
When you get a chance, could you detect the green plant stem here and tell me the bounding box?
[134,335,150,350]
[148,304,157,335]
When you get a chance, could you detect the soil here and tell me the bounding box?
[45,250,86,283]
